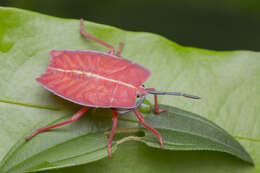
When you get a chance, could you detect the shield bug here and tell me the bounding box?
[26,19,200,157]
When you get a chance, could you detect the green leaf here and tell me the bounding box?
[0,7,259,173]
[140,105,253,163]
[44,141,255,173]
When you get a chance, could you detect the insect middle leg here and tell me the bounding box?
[146,88,168,114]
[107,110,118,157]
[26,107,89,140]
[133,109,165,149]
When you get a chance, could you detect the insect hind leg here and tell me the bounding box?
[115,43,124,57]
[80,19,115,55]
[26,107,89,140]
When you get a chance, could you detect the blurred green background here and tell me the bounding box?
[1,0,260,51]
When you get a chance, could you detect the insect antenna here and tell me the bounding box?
[146,90,200,99]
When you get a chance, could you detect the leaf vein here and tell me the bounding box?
[0,99,60,111]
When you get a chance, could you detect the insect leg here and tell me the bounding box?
[26,107,89,140]
[80,19,115,55]
[146,88,168,114]
[116,96,145,114]
[133,109,165,149]
[115,43,124,57]
[107,110,118,157]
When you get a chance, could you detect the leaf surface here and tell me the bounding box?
[0,7,259,173]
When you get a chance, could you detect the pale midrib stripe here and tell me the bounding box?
[49,67,136,89]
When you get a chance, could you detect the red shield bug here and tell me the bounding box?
[26,19,200,157]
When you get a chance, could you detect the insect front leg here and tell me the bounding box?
[107,110,118,157]
[116,96,145,114]
[26,107,89,140]
[145,88,168,114]
[133,109,165,149]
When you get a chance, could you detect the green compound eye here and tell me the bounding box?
[138,99,152,113]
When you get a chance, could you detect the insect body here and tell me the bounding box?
[26,19,200,157]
